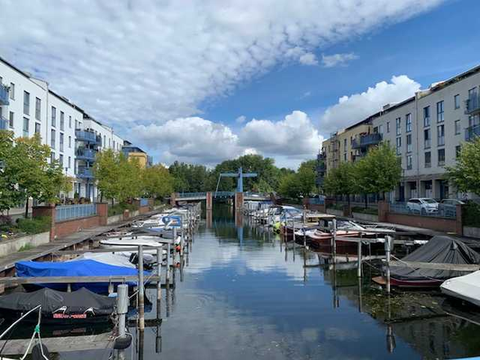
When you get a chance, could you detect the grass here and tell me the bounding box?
[108,203,139,217]
[16,216,51,235]
[18,243,35,252]
[351,206,378,215]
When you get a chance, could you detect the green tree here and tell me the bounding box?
[94,149,121,204]
[142,164,174,199]
[116,154,143,203]
[0,131,24,213]
[446,137,480,196]
[278,160,316,199]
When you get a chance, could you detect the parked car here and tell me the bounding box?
[439,199,464,217]
[440,199,465,206]
[407,198,439,215]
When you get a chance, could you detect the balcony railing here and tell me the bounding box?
[465,95,480,115]
[351,133,382,149]
[76,148,96,161]
[77,166,94,179]
[75,130,102,145]
[0,115,8,130]
[465,124,480,142]
[0,84,9,106]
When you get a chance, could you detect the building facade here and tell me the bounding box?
[122,141,153,168]
[320,64,480,202]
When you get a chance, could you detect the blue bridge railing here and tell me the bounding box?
[177,192,207,199]
[56,204,97,222]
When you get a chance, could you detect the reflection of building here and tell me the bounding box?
[122,140,153,168]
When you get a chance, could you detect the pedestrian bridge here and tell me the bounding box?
[174,191,270,201]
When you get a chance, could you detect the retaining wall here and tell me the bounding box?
[385,212,457,233]
[55,215,101,239]
[352,212,379,222]
[0,232,50,257]
[464,226,480,239]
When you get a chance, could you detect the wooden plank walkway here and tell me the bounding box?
[0,275,162,285]
[389,260,480,271]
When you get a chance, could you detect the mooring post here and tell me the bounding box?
[292,217,296,244]
[385,235,392,294]
[166,242,171,283]
[117,284,128,338]
[357,234,362,278]
[180,217,185,257]
[138,245,145,331]
[332,218,337,261]
[156,248,162,301]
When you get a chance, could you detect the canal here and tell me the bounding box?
[69,205,480,359]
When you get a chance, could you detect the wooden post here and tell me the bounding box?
[385,235,392,294]
[138,245,145,331]
[332,218,337,260]
[292,217,296,245]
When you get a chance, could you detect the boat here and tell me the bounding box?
[15,259,150,293]
[73,252,136,268]
[441,270,480,307]
[0,288,115,324]
[373,236,480,288]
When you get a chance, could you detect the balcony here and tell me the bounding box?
[465,95,480,115]
[0,115,8,130]
[75,130,102,145]
[76,148,96,161]
[77,166,94,179]
[351,133,383,149]
[0,84,9,106]
[465,125,480,142]
[352,153,365,162]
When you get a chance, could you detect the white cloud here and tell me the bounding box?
[239,111,323,156]
[321,53,359,68]
[299,52,318,66]
[320,75,421,133]
[236,115,247,124]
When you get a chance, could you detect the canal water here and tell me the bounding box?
[65,205,480,359]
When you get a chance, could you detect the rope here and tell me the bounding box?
[390,254,443,282]
[0,305,41,340]
[20,306,48,360]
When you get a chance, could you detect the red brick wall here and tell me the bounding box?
[55,216,100,239]
[139,206,150,214]
[385,212,457,233]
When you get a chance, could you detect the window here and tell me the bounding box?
[406,113,412,132]
[51,106,56,127]
[69,116,72,129]
[423,106,430,127]
[51,129,56,149]
[35,122,41,134]
[23,91,30,115]
[425,152,431,168]
[343,138,347,149]
[396,137,401,155]
[68,156,71,169]
[35,97,41,121]
[454,120,461,135]
[438,148,445,166]
[60,133,64,152]
[379,124,383,134]
[454,94,460,109]
[59,154,64,167]
[396,117,401,135]
[387,121,390,133]
[60,111,65,131]
[437,125,445,146]
[406,155,412,170]
[103,135,106,147]
[437,101,444,123]
[343,153,347,161]
[9,83,15,100]
[456,145,461,158]
[8,111,14,128]
[406,134,412,153]
[68,136,72,148]
[424,129,431,149]
[50,152,55,163]
[23,117,29,137]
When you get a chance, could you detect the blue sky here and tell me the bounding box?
[0,0,478,168]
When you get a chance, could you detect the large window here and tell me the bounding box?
[396,137,402,155]
[68,136,72,148]
[9,83,15,100]
[23,91,30,115]
[406,155,412,170]
[396,117,401,135]
[423,106,430,127]
[59,154,64,167]
[424,129,431,149]
[8,111,14,128]
[51,129,56,149]
[406,134,412,153]
[35,122,41,134]
[454,94,460,109]
[437,100,444,123]
[35,97,41,120]
[455,120,461,135]
[60,111,65,131]
[23,117,29,137]
[406,113,412,133]
[51,106,56,127]
[60,133,64,152]
[437,125,445,146]
[386,121,390,133]
[456,145,461,158]
[425,152,431,168]
[438,148,445,166]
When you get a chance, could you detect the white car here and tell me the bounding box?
[407,198,439,215]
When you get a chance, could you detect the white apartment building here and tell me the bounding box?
[370,65,480,201]
[0,56,125,203]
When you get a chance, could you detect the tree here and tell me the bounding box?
[116,155,143,203]
[278,160,316,199]
[0,131,24,213]
[446,137,480,196]
[142,164,174,199]
[94,149,121,204]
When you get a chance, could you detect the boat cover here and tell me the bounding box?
[391,236,480,281]
[16,259,150,292]
[73,252,136,268]
[0,287,115,316]
[441,270,480,307]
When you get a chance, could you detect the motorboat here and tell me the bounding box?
[441,270,480,307]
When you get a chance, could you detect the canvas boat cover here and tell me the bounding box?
[391,236,480,281]
[441,270,480,307]
[73,252,136,269]
[0,287,115,316]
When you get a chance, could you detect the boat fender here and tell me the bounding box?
[114,334,133,350]
[32,343,50,360]
[176,245,181,252]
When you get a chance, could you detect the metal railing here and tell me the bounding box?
[389,202,456,218]
[76,148,96,160]
[0,116,8,130]
[77,166,94,179]
[465,125,480,142]
[75,130,102,145]
[177,192,207,199]
[0,84,9,106]
[214,191,234,197]
[465,95,480,115]
[352,133,382,149]
[55,203,97,222]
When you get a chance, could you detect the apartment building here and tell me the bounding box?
[122,141,153,168]
[319,64,480,202]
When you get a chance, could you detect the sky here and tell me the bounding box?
[0,0,479,169]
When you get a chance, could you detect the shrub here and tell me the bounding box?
[352,206,378,215]
[464,202,480,228]
[19,243,35,252]
[327,203,344,211]
[108,203,139,217]
[17,217,51,235]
